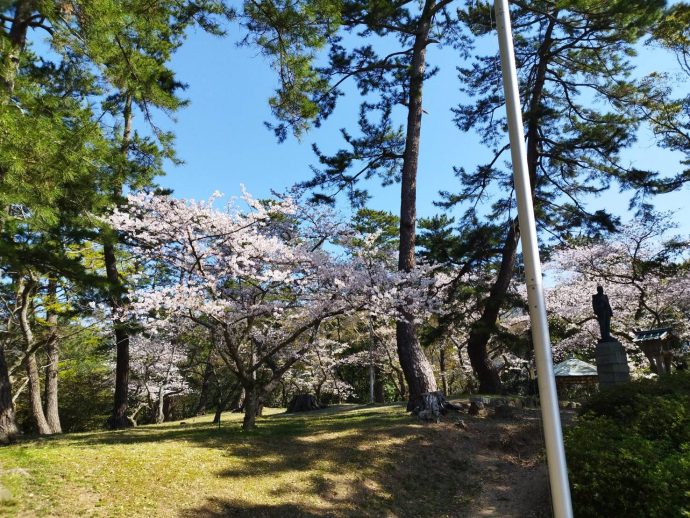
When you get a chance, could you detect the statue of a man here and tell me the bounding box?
[592,285,613,342]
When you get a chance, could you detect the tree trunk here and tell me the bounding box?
[467,220,519,393]
[26,353,51,435]
[396,0,439,412]
[106,96,133,429]
[439,347,449,396]
[43,339,61,433]
[194,356,214,416]
[0,346,18,444]
[242,387,259,431]
[44,279,61,433]
[286,394,320,413]
[212,382,241,424]
[374,367,385,403]
[465,15,556,394]
[0,0,33,98]
[155,385,166,424]
[17,278,53,434]
[108,318,132,428]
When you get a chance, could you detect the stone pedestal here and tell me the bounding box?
[595,340,630,389]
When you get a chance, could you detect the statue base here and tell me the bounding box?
[595,340,630,389]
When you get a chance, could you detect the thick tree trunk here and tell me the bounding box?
[242,387,259,431]
[108,319,132,428]
[44,279,61,433]
[286,394,320,413]
[26,353,51,435]
[396,0,439,412]
[44,339,61,433]
[465,16,556,395]
[467,220,519,393]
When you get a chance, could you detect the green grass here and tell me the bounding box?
[0,405,477,517]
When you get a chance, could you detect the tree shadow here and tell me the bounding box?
[178,497,327,517]
[177,407,476,517]
[17,405,491,517]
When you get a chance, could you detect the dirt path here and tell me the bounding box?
[454,407,560,518]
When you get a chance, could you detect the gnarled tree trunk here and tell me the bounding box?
[26,353,51,434]
[465,15,556,394]
[17,278,53,434]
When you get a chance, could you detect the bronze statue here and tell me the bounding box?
[592,285,613,342]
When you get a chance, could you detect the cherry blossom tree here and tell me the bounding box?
[546,216,690,371]
[129,331,188,424]
[281,338,355,403]
[108,190,444,429]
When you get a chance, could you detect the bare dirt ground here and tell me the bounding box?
[454,407,568,518]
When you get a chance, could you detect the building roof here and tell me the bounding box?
[553,358,597,377]
[632,327,673,343]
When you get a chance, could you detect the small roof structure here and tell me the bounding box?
[553,358,597,378]
[632,327,674,343]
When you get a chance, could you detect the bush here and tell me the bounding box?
[566,372,690,517]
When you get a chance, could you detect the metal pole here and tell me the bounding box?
[493,1,573,516]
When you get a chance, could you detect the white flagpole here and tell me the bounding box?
[493,1,573,516]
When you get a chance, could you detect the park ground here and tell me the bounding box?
[0,403,553,517]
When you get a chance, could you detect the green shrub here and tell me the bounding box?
[566,372,690,517]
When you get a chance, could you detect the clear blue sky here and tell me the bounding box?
[152,16,690,236]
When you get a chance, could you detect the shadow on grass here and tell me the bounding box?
[22,405,478,517]
[178,498,326,517]
[190,407,474,517]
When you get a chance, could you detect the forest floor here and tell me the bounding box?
[0,402,560,517]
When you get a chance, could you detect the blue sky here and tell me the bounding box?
[151,14,690,237]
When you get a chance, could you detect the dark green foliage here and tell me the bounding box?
[566,372,690,517]
[243,0,467,203]
[56,330,113,432]
[439,0,672,392]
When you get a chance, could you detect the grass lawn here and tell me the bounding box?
[0,404,479,517]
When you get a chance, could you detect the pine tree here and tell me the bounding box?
[443,0,675,392]
[243,0,466,410]
[0,0,232,437]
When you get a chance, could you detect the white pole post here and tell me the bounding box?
[493,1,573,517]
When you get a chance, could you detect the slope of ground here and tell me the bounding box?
[0,404,551,517]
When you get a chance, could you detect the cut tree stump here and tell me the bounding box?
[286,394,321,413]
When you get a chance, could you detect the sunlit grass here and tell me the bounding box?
[0,404,477,517]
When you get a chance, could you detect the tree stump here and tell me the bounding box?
[286,394,321,413]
